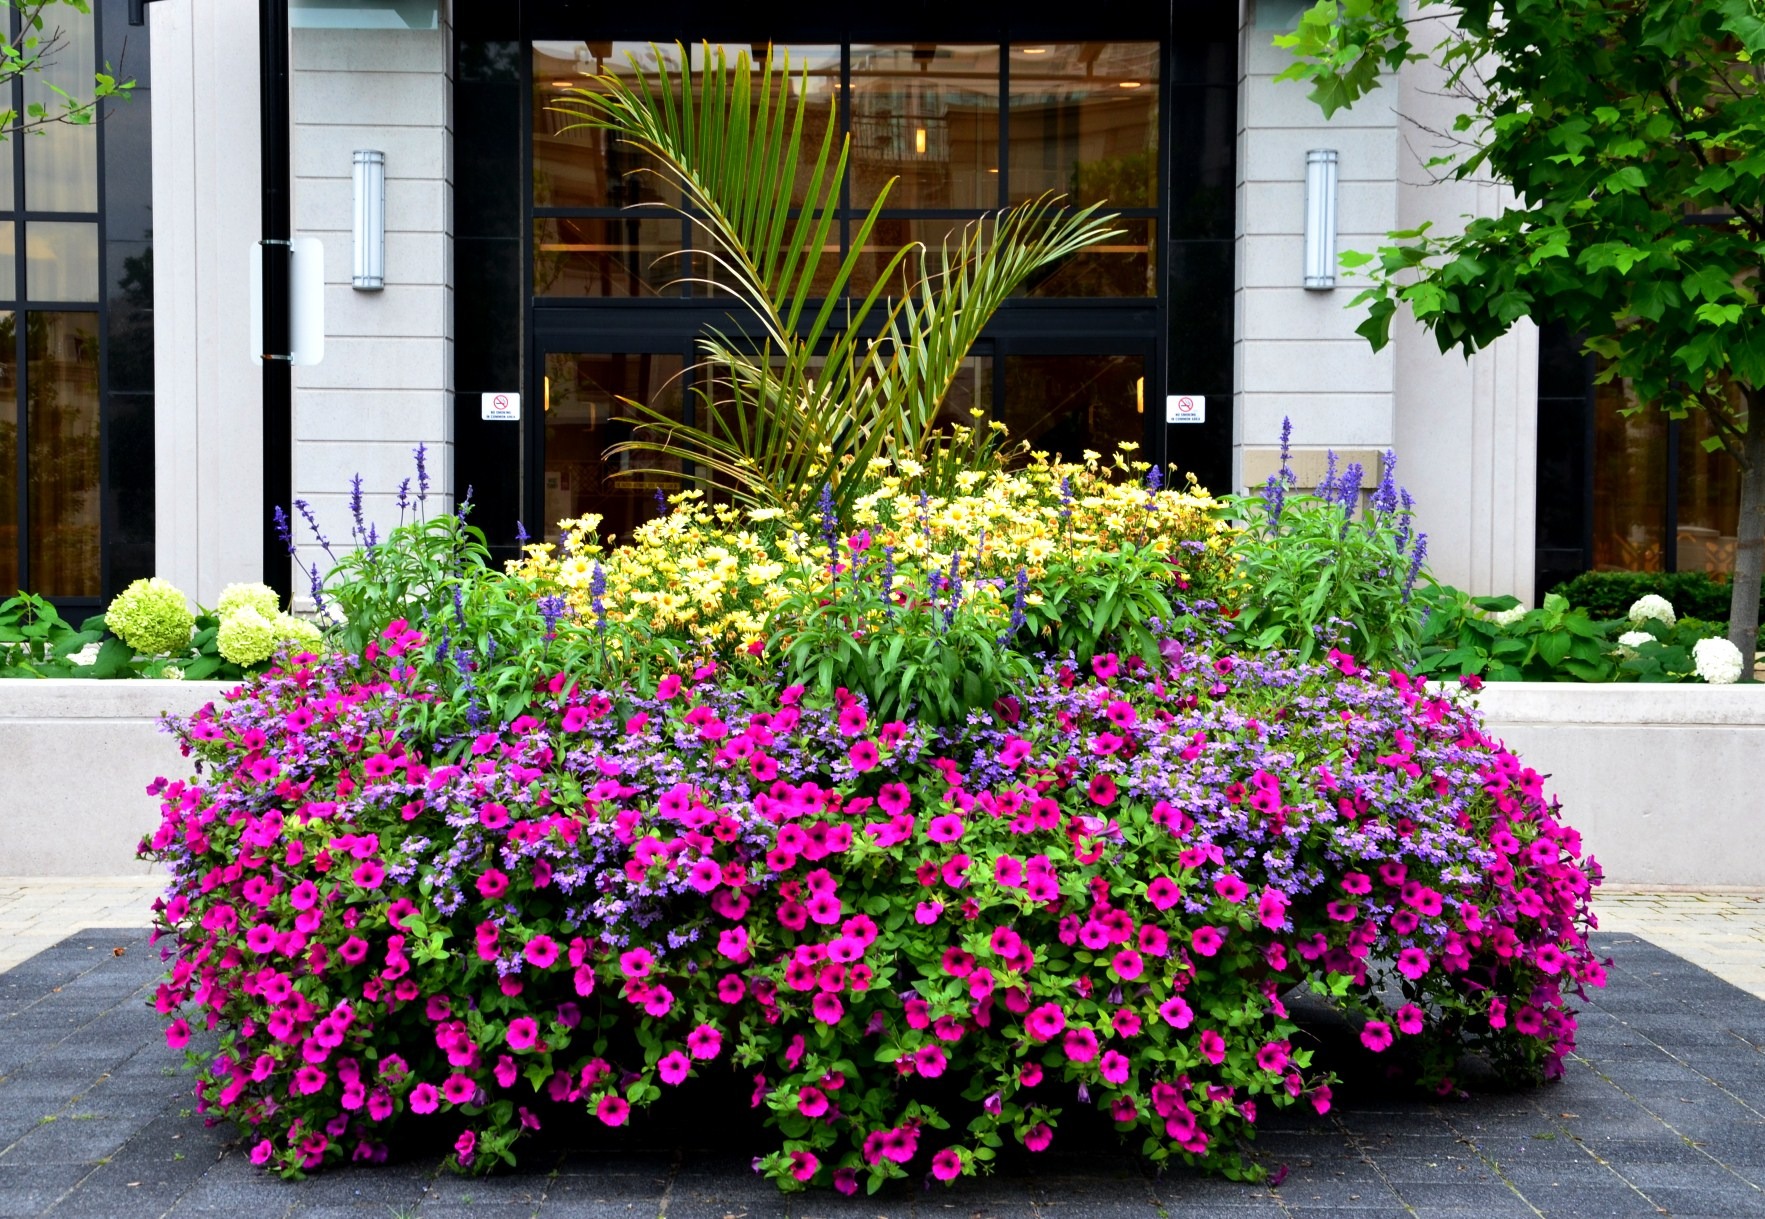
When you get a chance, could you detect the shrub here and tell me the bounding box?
[1413,587,1733,683]
[1218,424,1425,666]
[142,626,1601,1188]
[1552,570,1764,628]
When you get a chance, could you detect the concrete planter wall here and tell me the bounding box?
[0,680,231,875]
[2,679,1761,885]
[1469,683,1765,889]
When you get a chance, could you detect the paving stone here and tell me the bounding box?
[1635,1184,1765,1217]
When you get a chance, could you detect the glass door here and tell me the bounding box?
[534,348,687,545]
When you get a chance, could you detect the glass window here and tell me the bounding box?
[26,221,99,301]
[1003,353,1145,462]
[1008,42,1158,208]
[543,351,686,543]
[1676,404,1743,575]
[0,311,14,595]
[532,41,684,209]
[534,216,681,297]
[0,222,14,301]
[1021,216,1155,297]
[1591,379,1667,571]
[24,5,99,213]
[26,311,100,597]
[849,44,999,209]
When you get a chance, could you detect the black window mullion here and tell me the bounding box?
[95,0,111,598]
[997,40,1009,211]
[11,0,24,594]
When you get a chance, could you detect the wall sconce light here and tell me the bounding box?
[1303,148,1338,290]
[353,149,385,290]
[915,126,927,155]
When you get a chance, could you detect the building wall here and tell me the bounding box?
[289,17,455,596]
[1234,0,1537,601]
[149,1,266,607]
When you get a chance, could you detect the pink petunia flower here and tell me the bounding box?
[657,1051,690,1085]
[524,935,559,968]
[597,1095,629,1125]
[1360,1021,1394,1052]
[686,1024,722,1060]
[506,1016,539,1051]
[931,1147,963,1181]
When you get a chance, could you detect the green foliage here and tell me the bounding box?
[1551,570,1765,631]
[1410,586,1730,683]
[1275,0,1765,668]
[1412,590,1618,682]
[1217,464,1423,667]
[0,1,134,142]
[0,590,258,681]
[552,44,1120,516]
[0,593,103,676]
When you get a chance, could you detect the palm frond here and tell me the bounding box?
[552,43,1120,517]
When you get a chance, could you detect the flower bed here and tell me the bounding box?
[143,625,1601,1189]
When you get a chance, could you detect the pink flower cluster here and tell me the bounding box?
[140,630,1601,1191]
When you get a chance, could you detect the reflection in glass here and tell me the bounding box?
[849,45,999,208]
[532,41,684,209]
[24,5,98,213]
[0,223,14,299]
[1676,402,1744,575]
[26,221,100,301]
[532,42,839,210]
[1003,354,1144,463]
[544,352,685,543]
[26,311,100,597]
[0,312,13,594]
[1021,217,1154,297]
[534,216,681,297]
[1008,42,1158,208]
[1591,379,1667,571]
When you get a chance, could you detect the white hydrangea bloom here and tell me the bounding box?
[1627,594,1676,628]
[1616,630,1652,650]
[1692,636,1745,685]
[1488,605,1528,627]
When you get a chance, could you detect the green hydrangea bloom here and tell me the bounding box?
[217,605,277,667]
[106,577,195,656]
[216,582,280,621]
[271,612,325,656]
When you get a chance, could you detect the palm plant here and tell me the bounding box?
[553,43,1121,517]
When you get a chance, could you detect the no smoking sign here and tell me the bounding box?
[481,392,521,421]
[1165,394,1206,424]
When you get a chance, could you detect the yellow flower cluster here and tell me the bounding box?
[507,495,811,654]
[506,446,1231,659]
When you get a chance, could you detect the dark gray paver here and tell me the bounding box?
[1,929,1763,1217]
